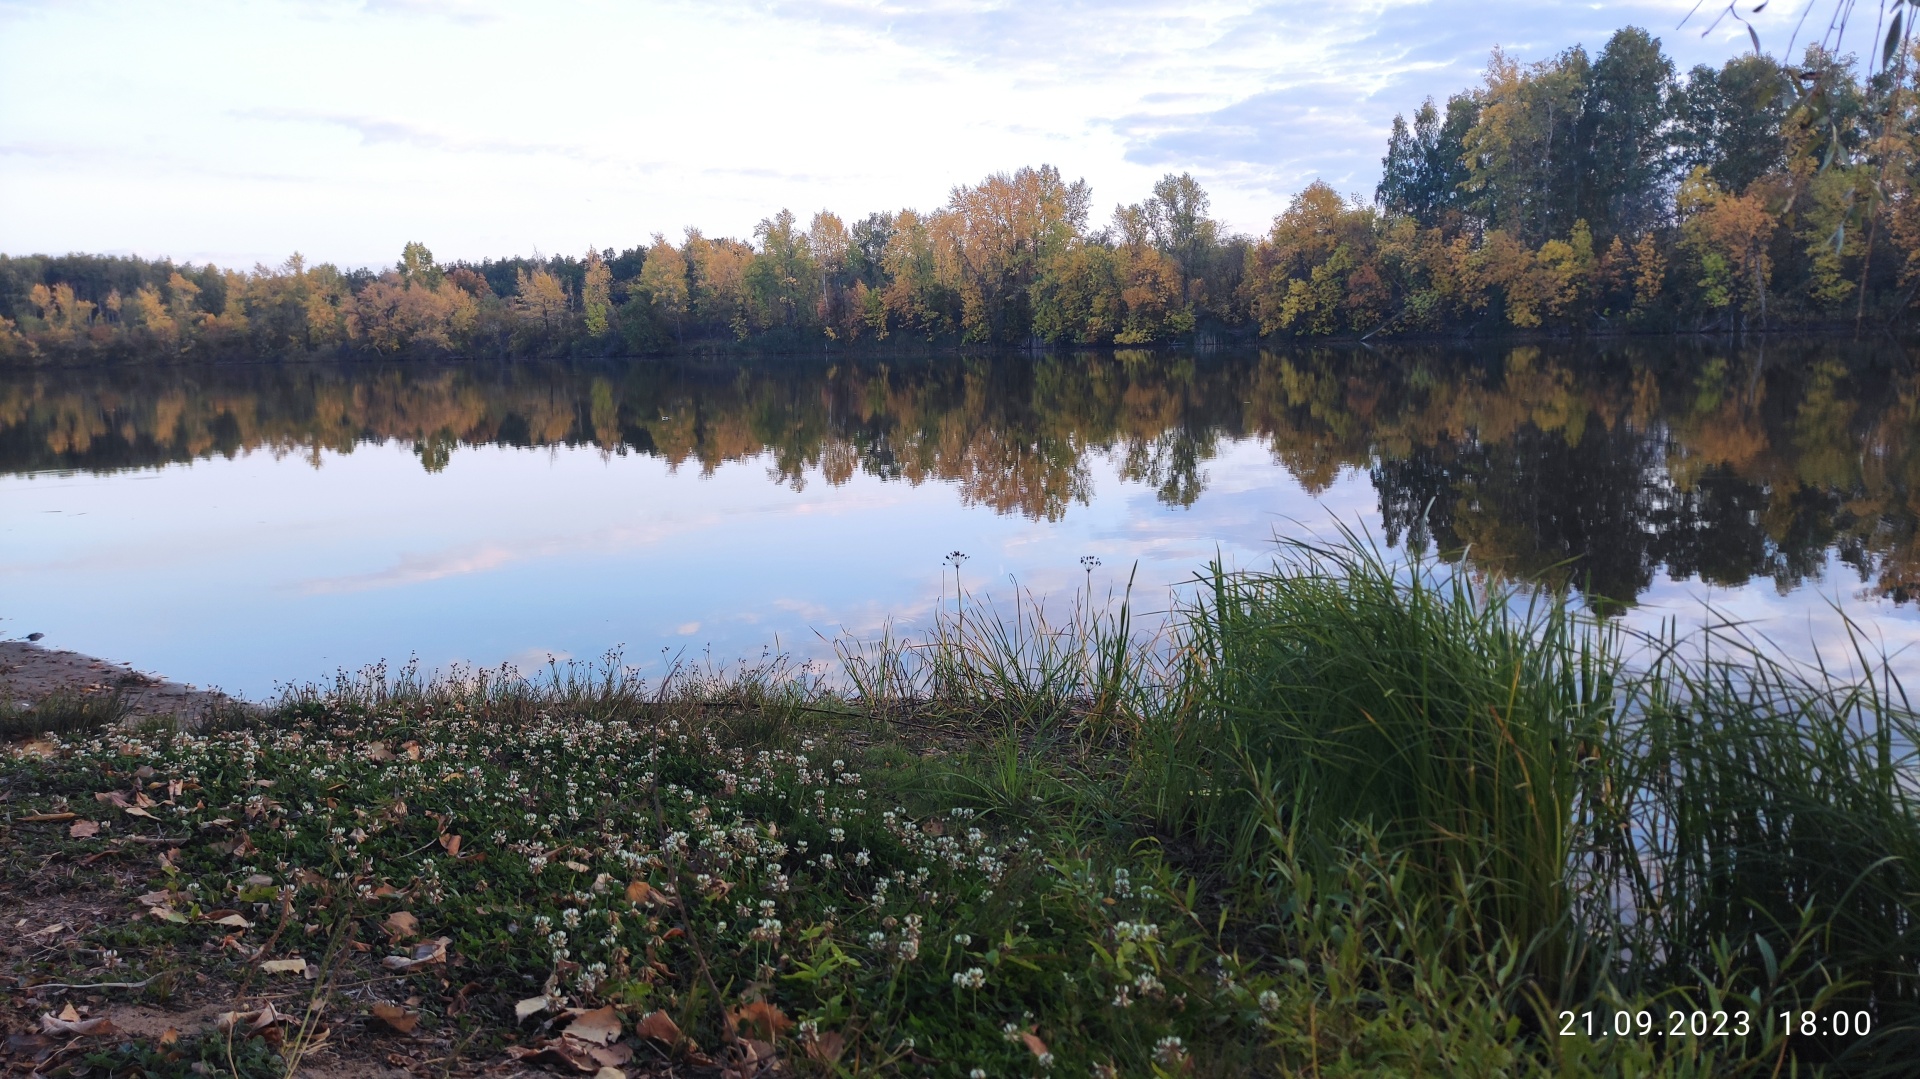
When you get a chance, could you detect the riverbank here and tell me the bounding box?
[2,539,1915,1077]
[1,641,243,735]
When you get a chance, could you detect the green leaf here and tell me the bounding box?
[1756,934,1780,985]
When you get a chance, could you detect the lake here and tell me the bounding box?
[4,342,1917,698]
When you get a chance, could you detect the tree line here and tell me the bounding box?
[7,25,1920,360]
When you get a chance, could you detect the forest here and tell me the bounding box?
[6,26,1920,360]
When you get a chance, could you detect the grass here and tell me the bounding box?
[0,685,131,741]
[1,534,1915,1077]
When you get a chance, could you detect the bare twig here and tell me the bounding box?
[24,975,161,992]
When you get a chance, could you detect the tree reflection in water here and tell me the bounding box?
[3,341,1915,608]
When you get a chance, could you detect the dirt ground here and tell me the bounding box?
[0,641,243,724]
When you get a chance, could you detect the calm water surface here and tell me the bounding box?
[4,344,1918,697]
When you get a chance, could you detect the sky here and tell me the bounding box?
[0,0,1885,270]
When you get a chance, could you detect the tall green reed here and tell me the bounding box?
[1170,527,1618,984]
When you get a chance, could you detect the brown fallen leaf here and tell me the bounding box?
[593,1067,628,1079]
[589,1043,633,1067]
[732,1001,793,1041]
[20,811,77,823]
[515,995,549,1021]
[94,791,131,807]
[370,1002,418,1034]
[562,860,591,873]
[1021,1031,1050,1059]
[69,819,100,838]
[635,1009,681,1044]
[382,936,450,971]
[123,806,157,820]
[563,1005,623,1046]
[205,912,254,929]
[383,911,420,941]
[806,1030,847,1064]
[40,1008,115,1037]
[366,742,395,762]
[217,1003,291,1036]
[505,1038,599,1072]
[260,958,307,975]
[158,1027,180,1048]
[437,833,462,857]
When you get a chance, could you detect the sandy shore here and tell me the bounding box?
[0,641,242,724]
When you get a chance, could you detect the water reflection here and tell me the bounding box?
[6,343,1916,611]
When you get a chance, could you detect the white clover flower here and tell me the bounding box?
[953,933,973,947]
[952,967,987,990]
[970,1070,987,1079]
[1258,989,1281,1013]
[1154,1036,1186,1065]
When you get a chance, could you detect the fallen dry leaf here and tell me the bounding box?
[158,1027,179,1048]
[505,1038,599,1072]
[260,958,307,975]
[590,1043,633,1068]
[217,1003,290,1036]
[206,912,254,929]
[68,819,100,838]
[383,911,420,941]
[437,833,462,857]
[737,1037,777,1067]
[123,806,157,820]
[382,936,450,971]
[562,860,590,873]
[806,1030,847,1064]
[563,1005,623,1046]
[1021,1031,1050,1058]
[20,811,77,822]
[732,1000,792,1041]
[515,995,549,1021]
[635,1009,681,1044]
[40,1009,115,1037]
[94,791,130,807]
[593,1068,627,1079]
[366,742,395,762]
[370,1002,418,1034]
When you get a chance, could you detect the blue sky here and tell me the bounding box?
[0,1,1872,269]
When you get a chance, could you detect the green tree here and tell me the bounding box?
[581,249,612,337]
